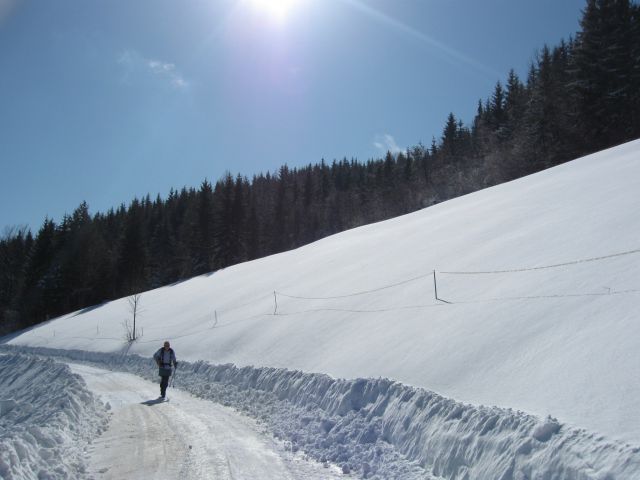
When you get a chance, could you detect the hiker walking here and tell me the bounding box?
[153,340,178,399]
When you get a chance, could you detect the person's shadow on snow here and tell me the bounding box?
[141,397,166,406]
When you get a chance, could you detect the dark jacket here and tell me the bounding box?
[154,347,177,368]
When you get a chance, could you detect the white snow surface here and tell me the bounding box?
[0,351,350,480]
[0,354,109,480]
[67,362,347,480]
[5,346,639,479]
[4,140,640,477]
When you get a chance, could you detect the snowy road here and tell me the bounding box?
[67,364,343,480]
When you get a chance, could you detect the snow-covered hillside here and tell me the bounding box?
[5,140,640,476]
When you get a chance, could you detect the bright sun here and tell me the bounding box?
[247,0,303,22]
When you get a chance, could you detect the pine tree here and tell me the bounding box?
[0,226,32,331]
[631,3,640,133]
[441,112,458,158]
[572,0,637,148]
[213,173,238,268]
[489,81,506,134]
[117,199,148,292]
[231,174,247,262]
[196,179,215,272]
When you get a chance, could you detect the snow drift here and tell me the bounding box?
[0,353,108,480]
[5,346,639,480]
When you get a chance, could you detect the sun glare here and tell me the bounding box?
[246,0,302,22]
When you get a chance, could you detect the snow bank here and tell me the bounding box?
[6,346,639,480]
[0,353,109,480]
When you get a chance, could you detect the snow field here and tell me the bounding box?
[5,140,640,478]
[6,346,639,479]
[0,353,109,480]
[8,140,640,446]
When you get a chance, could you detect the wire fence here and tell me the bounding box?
[275,272,434,300]
[274,246,640,310]
[22,246,640,347]
[439,247,640,275]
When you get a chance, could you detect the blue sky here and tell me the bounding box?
[0,0,586,233]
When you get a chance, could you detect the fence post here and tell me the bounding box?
[433,270,439,301]
[273,291,278,315]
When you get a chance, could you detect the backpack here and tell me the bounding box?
[157,348,174,376]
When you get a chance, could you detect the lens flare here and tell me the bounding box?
[246,0,302,22]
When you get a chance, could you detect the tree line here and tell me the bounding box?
[1,0,639,335]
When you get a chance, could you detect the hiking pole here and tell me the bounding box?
[171,365,177,388]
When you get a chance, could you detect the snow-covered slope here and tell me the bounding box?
[7,140,640,449]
